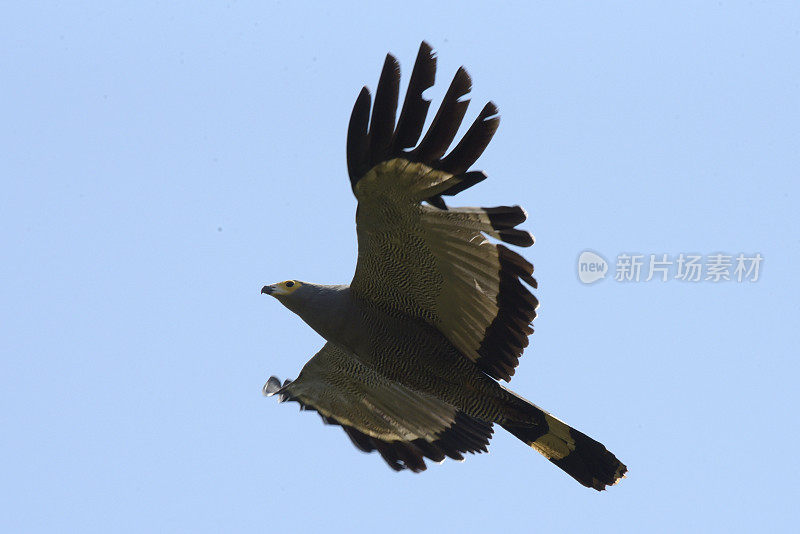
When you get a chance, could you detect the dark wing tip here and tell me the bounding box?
[347,43,500,194]
[367,54,401,167]
[392,41,437,153]
[347,86,372,188]
[485,205,528,228]
[287,403,493,473]
[439,170,487,197]
[474,245,539,381]
[440,101,501,175]
[498,229,534,247]
[410,66,473,165]
[489,208,534,247]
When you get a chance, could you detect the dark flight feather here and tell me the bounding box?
[347,87,372,189]
[391,42,436,153]
[347,41,499,196]
[440,102,500,175]
[367,55,401,167]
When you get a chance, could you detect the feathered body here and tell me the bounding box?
[282,284,517,421]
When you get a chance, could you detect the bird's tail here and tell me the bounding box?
[499,398,627,490]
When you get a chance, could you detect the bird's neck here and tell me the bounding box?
[286,284,354,344]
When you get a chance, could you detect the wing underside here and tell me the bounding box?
[264,342,492,472]
[347,42,538,381]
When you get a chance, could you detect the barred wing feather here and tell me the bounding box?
[265,342,493,472]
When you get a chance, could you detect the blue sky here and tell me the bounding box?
[2,2,798,532]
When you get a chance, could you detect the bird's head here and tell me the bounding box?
[261,280,305,300]
[261,280,348,337]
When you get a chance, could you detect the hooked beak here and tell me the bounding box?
[261,285,275,295]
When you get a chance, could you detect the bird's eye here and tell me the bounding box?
[285,281,294,288]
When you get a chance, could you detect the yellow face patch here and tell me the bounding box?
[275,280,302,295]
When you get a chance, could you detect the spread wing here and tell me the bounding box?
[264,342,493,472]
[347,42,538,382]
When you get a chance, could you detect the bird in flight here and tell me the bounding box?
[261,42,627,490]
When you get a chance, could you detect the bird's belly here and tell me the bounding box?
[331,307,504,418]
